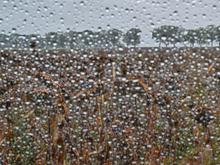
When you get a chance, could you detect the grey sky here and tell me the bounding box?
[1,0,220,46]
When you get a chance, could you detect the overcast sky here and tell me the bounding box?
[1,0,220,46]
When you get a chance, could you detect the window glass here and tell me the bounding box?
[0,0,220,164]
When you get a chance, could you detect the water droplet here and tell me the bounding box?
[80,1,85,6]
[0,18,3,24]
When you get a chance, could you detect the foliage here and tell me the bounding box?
[122,28,141,46]
[152,25,180,47]
[152,25,220,47]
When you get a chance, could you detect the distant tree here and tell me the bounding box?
[206,25,217,47]
[58,33,68,48]
[67,31,80,48]
[196,27,208,47]
[107,29,123,47]
[93,32,101,47]
[0,34,9,48]
[123,28,141,47]
[215,26,220,47]
[81,30,95,48]
[183,29,197,47]
[30,40,37,51]
[9,33,20,48]
[169,26,181,47]
[94,30,110,48]
[152,28,162,47]
[152,25,180,47]
[178,28,189,47]
[45,32,59,49]
[28,34,39,49]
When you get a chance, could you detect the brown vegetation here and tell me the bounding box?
[0,47,219,164]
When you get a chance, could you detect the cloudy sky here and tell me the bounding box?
[1,0,220,46]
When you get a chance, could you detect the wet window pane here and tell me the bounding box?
[0,0,220,164]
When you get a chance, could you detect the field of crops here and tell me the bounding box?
[0,48,220,164]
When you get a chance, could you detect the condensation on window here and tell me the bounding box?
[0,0,220,164]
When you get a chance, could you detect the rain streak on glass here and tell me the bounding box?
[0,0,220,164]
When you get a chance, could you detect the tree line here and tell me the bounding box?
[0,28,141,49]
[152,25,220,47]
[1,25,220,49]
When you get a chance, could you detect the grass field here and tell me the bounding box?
[0,47,220,164]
